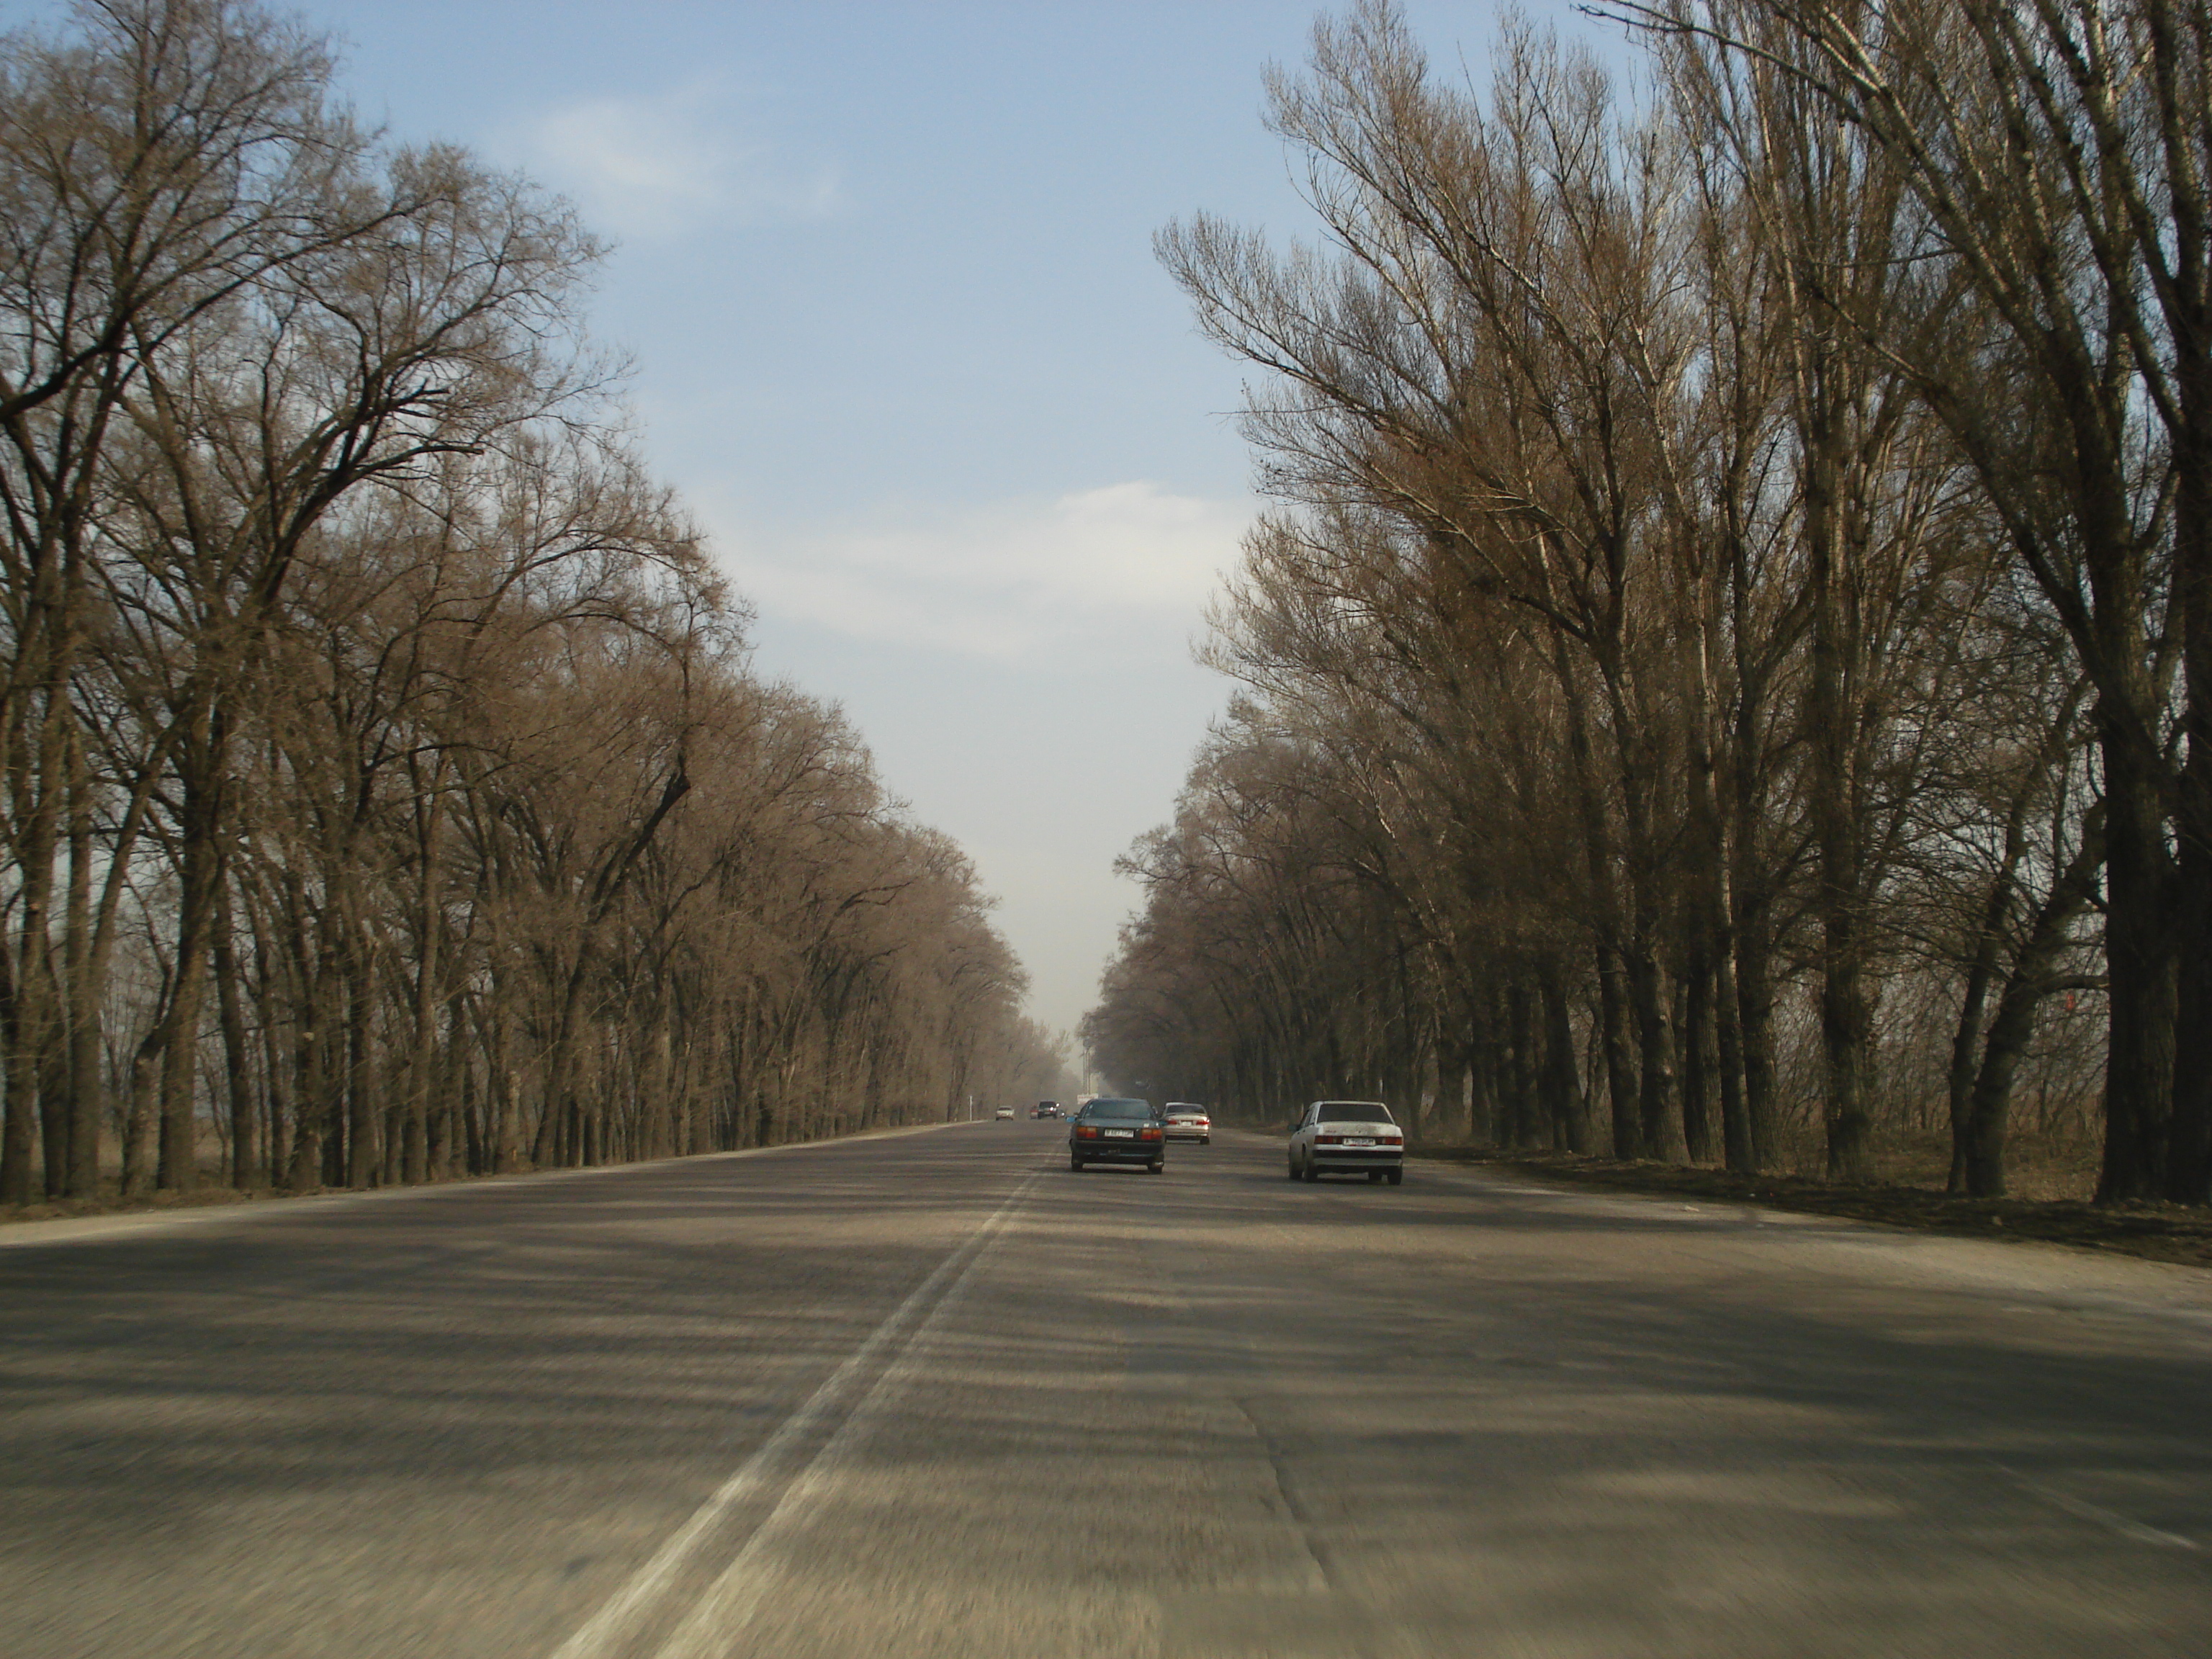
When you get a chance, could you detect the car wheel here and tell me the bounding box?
[1302,1157,1321,1183]
[1368,1170,1385,1183]
[1201,1136,1210,1145]
[1069,1154,1084,1172]
[1286,1157,1299,1180]
[1386,1167,1403,1186]
[1149,1159,1164,1174]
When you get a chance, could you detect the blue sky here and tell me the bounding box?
[244,1,1597,1048]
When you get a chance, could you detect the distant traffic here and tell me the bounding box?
[989,1094,1405,1187]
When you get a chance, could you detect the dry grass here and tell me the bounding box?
[1861,1127,2105,1202]
[0,1175,287,1227]
[1410,1140,2212,1271]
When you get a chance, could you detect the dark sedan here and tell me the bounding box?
[1069,1097,1166,1173]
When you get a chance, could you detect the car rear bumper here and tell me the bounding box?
[1309,1146,1403,1172]
[1164,1128,1210,1141]
[1071,1139,1163,1163]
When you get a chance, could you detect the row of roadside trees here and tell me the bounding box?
[0,0,1060,1206]
[1087,0,2210,1204]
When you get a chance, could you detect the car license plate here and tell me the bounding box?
[1347,1137,1375,1146]
[1104,1128,1132,1138]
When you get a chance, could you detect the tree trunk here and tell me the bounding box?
[120,1033,162,1199]
[1681,943,1719,1164]
[3,749,60,1205]
[1964,816,2105,1197]
[158,715,230,1193]
[1805,398,1877,1184]
[2097,729,2177,1201]
[1467,997,1500,1147]
[1947,949,2000,1197]
[36,980,67,1200]
[214,876,256,1189]
[2170,379,2212,1201]
[1539,963,1592,1154]
[259,940,292,1190]
[1504,976,1539,1148]
[63,732,102,1199]
[155,889,213,1196]
[0,937,32,1206]
[1735,899,1781,1172]
[1625,943,1683,1162]
[1591,948,1638,1156]
[1946,811,2024,1194]
[344,920,378,1187]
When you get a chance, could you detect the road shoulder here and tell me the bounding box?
[0,1119,974,1247]
[1408,1143,2212,1271]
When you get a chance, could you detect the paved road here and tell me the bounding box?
[2,1121,2208,1658]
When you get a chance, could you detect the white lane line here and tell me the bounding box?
[648,1172,1033,1658]
[546,1166,1043,1659]
[1997,1465,2202,1552]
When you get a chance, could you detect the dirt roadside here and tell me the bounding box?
[0,1120,975,1231]
[1409,1144,2212,1270]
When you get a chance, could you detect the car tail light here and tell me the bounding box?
[1316,1133,1344,1146]
[1076,1125,1099,1140]
[1140,1128,1162,1141]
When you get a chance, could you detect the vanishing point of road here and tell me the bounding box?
[2,1121,2208,1657]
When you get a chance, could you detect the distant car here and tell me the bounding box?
[1163,1105,1211,1143]
[1033,1101,1061,1119]
[1288,1100,1403,1184]
[994,1106,1015,1120]
[1069,1097,1166,1173]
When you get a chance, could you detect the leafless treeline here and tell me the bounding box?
[1088,0,2212,1203]
[0,0,1058,1206]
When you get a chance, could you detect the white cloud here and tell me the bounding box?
[520,81,840,240]
[701,482,1252,660]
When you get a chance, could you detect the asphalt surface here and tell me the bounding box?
[2,1120,2208,1658]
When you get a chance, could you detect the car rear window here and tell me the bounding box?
[1085,1099,1153,1119]
[1316,1102,1394,1123]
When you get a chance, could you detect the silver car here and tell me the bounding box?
[1163,1104,1211,1143]
[1287,1100,1404,1184]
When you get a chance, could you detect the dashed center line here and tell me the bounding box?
[1996,1464,2203,1552]
[546,1164,1044,1659]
